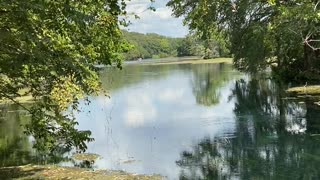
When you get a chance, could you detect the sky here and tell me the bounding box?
[122,0,189,38]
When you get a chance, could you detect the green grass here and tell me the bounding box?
[0,165,163,180]
[147,57,233,66]
[286,85,320,95]
[0,88,34,105]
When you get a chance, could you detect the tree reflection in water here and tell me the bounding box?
[0,104,69,167]
[191,63,233,106]
[177,78,320,179]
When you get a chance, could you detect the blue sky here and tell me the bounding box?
[122,0,189,37]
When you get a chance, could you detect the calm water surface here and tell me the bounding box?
[1,62,320,179]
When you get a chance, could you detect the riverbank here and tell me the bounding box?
[145,57,232,66]
[123,57,233,66]
[286,85,320,107]
[0,88,34,105]
[0,165,163,180]
[286,85,320,95]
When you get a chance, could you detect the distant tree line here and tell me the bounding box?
[122,31,229,60]
[176,34,230,59]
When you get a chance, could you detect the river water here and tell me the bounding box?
[1,62,320,179]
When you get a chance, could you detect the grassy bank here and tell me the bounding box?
[147,57,233,65]
[0,88,34,105]
[0,165,163,180]
[286,85,320,95]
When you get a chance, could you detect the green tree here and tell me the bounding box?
[177,34,226,58]
[167,0,320,79]
[122,30,184,60]
[0,1,131,152]
[177,38,194,57]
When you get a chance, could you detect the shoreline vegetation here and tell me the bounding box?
[1,58,319,179]
[0,165,163,180]
[0,57,231,179]
[124,57,233,66]
[0,89,34,105]
[286,85,320,106]
[286,85,320,96]
[0,57,232,105]
[147,57,232,65]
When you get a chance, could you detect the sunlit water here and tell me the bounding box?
[1,62,320,179]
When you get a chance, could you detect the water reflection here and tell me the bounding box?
[177,78,320,179]
[0,104,70,167]
[1,63,320,179]
[0,104,33,167]
[101,63,236,107]
[191,63,232,106]
[74,63,239,178]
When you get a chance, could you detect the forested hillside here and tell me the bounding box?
[122,31,228,60]
[122,30,182,60]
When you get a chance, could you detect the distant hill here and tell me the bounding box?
[122,31,229,61]
[122,30,183,60]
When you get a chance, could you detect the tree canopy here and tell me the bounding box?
[0,0,131,152]
[122,31,229,60]
[167,0,320,80]
[122,31,182,60]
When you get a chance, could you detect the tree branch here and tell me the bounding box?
[0,91,33,115]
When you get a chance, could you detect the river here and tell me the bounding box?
[1,62,320,179]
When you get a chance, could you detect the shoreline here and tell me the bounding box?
[0,165,163,180]
[147,57,232,65]
[124,57,233,66]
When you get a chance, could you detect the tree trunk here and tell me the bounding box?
[303,43,315,71]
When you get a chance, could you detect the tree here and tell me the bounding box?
[122,30,183,60]
[177,34,227,58]
[0,1,131,153]
[167,0,320,79]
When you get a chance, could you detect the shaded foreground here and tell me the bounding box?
[0,165,163,180]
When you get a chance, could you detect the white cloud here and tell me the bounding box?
[158,88,185,102]
[153,8,172,20]
[123,0,189,37]
[124,94,157,127]
[125,0,150,13]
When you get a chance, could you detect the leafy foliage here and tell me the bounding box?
[122,31,229,60]
[178,35,223,59]
[0,0,131,152]
[122,31,183,60]
[167,0,320,79]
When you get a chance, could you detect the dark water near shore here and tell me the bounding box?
[1,62,320,179]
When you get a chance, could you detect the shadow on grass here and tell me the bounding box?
[0,166,45,180]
